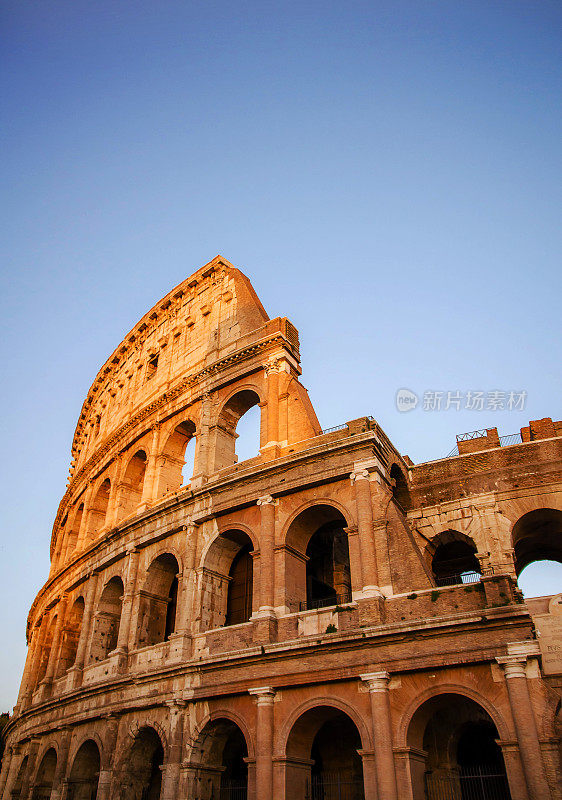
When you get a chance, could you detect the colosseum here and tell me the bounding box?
[1,255,561,800]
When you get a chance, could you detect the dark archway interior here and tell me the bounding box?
[286,706,365,800]
[138,553,179,647]
[512,508,562,575]
[116,727,163,800]
[30,748,57,800]
[67,740,100,800]
[225,542,253,626]
[407,694,511,800]
[190,719,248,799]
[390,463,411,510]
[431,534,480,586]
[306,520,351,608]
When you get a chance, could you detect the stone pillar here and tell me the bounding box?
[264,361,280,451]
[496,651,552,800]
[361,672,399,800]
[249,687,275,800]
[95,714,120,800]
[19,738,39,800]
[16,625,39,710]
[0,745,16,799]
[350,470,380,596]
[42,595,68,685]
[50,728,72,800]
[139,424,162,508]
[67,572,98,688]
[116,547,140,653]
[76,483,94,551]
[21,617,49,706]
[161,700,186,800]
[256,496,277,616]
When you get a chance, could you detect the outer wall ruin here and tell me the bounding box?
[1,256,561,800]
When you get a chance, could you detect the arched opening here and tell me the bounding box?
[30,748,57,800]
[188,718,248,800]
[199,531,254,631]
[114,726,164,800]
[118,450,147,521]
[36,615,56,686]
[286,706,365,799]
[58,597,85,674]
[88,479,111,539]
[406,693,511,800]
[65,503,84,558]
[286,505,351,613]
[67,740,100,800]
[10,754,28,799]
[429,531,481,587]
[156,420,196,497]
[213,390,261,471]
[138,554,180,647]
[512,509,562,598]
[390,463,411,511]
[90,576,124,661]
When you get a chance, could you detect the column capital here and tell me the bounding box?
[165,699,187,710]
[257,494,277,507]
[496,656,528,679]
[248,686,276,705]
[360,671,391,692]
[350,469,370,483]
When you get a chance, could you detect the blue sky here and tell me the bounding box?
[1,0,561,710]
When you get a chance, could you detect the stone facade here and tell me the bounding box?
[1,255,561,800]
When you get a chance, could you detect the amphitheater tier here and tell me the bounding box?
[2,258,561,800]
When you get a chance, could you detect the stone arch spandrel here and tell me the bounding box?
[498,493,562,529]
[274,695,372,758]
[66,730,104,773]
[281,498,354,552]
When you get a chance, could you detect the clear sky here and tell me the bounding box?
[1,0,561,711]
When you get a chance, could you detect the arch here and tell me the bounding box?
[65,503,84,560]
[212,388,261,471]
[87,478,111,539]
[90,576,124,661]
[426,530,481,586]
[390,462,411,511]
[198,530,255,631]
[67,739,100,800]
[156,419,196,497]
[277,697,372,757]
[10,754,28,799]
[30,747,57,800]
[404,691,512,800]
[118,449,147,521]
[190,709,256,761]
[284,503,353,612]
[187,716,250,800]
[512,508,562,575]
[113,726,164,800]
[58,596,85,674]
[283,702,368,800]
[137,553,180,647]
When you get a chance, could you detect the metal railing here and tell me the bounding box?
[299,591,352,612]
[434,571,483,587]
[306,772,365,800]
[220,780,248,800]
[425,765,511,799]
[321,423,349,435]
[446,432,522,458]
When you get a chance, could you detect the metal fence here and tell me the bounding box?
[425,766,511,800]
[220,779,248,800]
[299,591,352,612]
[306,772,365,800]
[434,571,482,587]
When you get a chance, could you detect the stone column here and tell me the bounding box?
[42,595,68,685]
[21,617,49,706]
[496,652,552,800]
[76,483,94,551]
[50,728,72,800]
[0,745,16,799]
[264,361,280,451]
[256,496,277,616]
[139,424,162,508]
[95,714,120,800]
[16,625,40,710]
[161,700,186,800]
[350,470,380,596]
[116,547,141,653]
[361,672,399,800]
[19,738,39,800]
[249,687,275,800]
